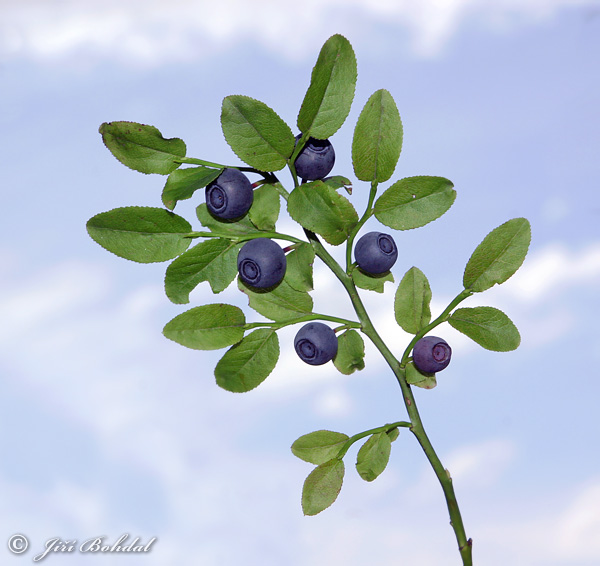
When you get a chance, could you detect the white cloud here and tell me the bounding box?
[0,0,594,65]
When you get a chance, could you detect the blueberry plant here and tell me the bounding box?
[87,34,531,565]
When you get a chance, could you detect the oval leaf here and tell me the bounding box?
[302,459,345,516]
[196,203,260,236]
[297,34,357,139]
[448,306,521,352]
[163,303,245,350]
[291,430,349,465]
[99,121,186,175]
[162,166,222,210]
[86,207,192,263]
[463,218,531,293]
[405,360,437,389]
[285,243,315,293]
[356,432,392,482]
[333,330,365,375]
[221,95,295,172]
[165,239,241,303]
[394,267,432,334]
[237,277,313,322]
[374,176,456,230]
[214,328,279,392]
[287,181,358,245]
[351,267,394,293]
[352,89,403,183]
[249,184,280,231]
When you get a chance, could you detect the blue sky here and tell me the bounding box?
[1,1,600,565]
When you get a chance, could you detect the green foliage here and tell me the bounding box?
[395,267,432,334]
[374,176,456,230]
[287,181,358,245]
[164,238,241,302]
[99,121,186,175]
[352,267,394,293]
[333,329,365,375]
[356,432,392,482]
[463,218,531,292]
[162,303,246,350]
[214,328,280,392]
[297,34,357,138]
[86,207,192,263]
[221,95,295,172]
[405,361,437,389]
[162,166,222,210]
[449,306,521,351]
[352,89,403,183]
[89,33,531,541]
[291,430,349,465]
[301,459,345,516]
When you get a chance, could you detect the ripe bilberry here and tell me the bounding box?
[206,168,253,220]
[294,135,335,181]
[237,238,286,289]
[294,322,338,365]
[413,336,452,374]
[354,231,398,274]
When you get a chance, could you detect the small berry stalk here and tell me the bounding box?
[87,35,531,566]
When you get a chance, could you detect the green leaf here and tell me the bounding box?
[352,89,403,183]
[351,267,394,293]
[99,121,186,175]
[162,303,245,350]
[405,361,437,389]
[463,218,531,293]
[162,166,222,210]
[374,176,456,230]
[249,184,280,231]
[237,277,313,322]
[291,430,349,465]
[302,459,345,516]
[297,34,357,139]
[221,95,295,172]
[387,427,400,443]
[164,239,241,303]
[448,306,521,352]
[86,206,192,263]
[196,203,260,236]
[214,328,279,392]
[323,175,353,195]
[356,432,392,482]
[287,181,358,245]
[285,243,315,293]
[333,330,365,375]
[394,267,432,334]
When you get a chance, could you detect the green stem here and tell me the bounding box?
[345,181,377,271]
[336,421,412,459]
[307,232,473,566]
[185,230,305,244]
[174,156,260,175]
[243,313,360,332]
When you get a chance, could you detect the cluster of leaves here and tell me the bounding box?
[87,34,531,517]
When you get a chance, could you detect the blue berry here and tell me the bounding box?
[206,168,253,220]
[294,322,338,365]
[354,231,398,274]
[413,336,452,374]
[238,238,286,289]
[294,135,335,181]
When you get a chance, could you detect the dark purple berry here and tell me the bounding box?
[294,135,335,181]
[237,238,286,289]
[354,231,398,274]
[294,322,338,365]
[413,336,452,374]
[206,168,253,220]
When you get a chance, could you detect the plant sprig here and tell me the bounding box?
[87,33,531,566]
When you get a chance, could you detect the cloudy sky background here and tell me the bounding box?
[1,1,599,564]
